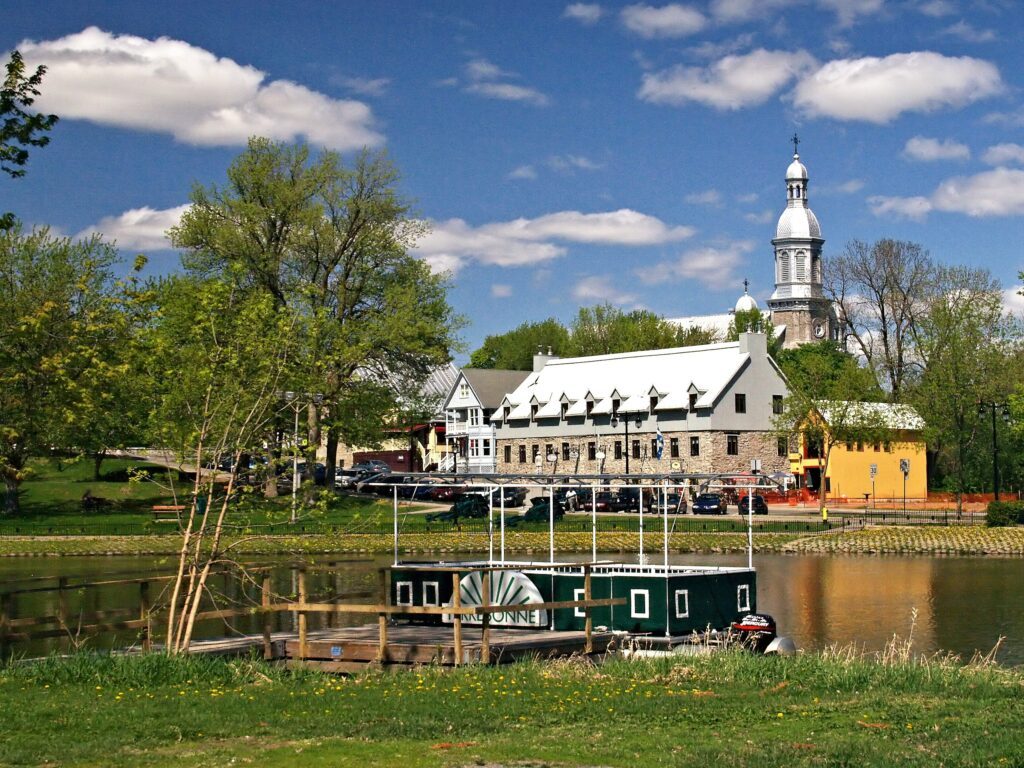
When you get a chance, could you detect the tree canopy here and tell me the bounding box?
[169,138,460,480]
[468,304,719,368]
[2,51,58,230]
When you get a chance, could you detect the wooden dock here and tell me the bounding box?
[187,624,616,672]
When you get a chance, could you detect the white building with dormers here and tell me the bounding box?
[491,332,791,477]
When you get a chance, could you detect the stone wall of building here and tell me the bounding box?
[495,430,789,476]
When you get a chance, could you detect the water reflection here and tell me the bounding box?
[0,553,1020,666]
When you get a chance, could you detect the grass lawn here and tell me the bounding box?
[1,650,1021,767]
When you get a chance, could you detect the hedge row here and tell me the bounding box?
[985,500,1024,527]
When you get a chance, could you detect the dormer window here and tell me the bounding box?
[650,396,659,411]
[689,393,698,410]
[530,404,538,420]
[612,398,620,415]
[586,400,594,416]
[459,382,469,399]
[561,402,568,419]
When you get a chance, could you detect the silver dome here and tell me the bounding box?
[776,206,821,239]
[786,154,808,180]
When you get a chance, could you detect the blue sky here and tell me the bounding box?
[3,0,1023,358]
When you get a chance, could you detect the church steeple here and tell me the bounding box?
[767,140,836,348]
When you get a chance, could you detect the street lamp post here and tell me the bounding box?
[978,401,1011,501]
[283,391,323,524]
[611,412,642,475]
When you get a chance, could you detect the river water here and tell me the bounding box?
[1,553,1021,666]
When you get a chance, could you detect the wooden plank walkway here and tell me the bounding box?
[186,624,615,670]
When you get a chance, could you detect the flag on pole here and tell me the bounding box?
[655,427,664,460]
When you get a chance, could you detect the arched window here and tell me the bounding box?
[795,251,806,281]
[779,251,791,282]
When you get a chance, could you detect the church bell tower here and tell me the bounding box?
[767,136,836,348]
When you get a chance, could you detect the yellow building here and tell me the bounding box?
[790,402,927,502]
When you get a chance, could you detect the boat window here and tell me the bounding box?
[422,581,439,607]
[630,589,650,619]
[574,588,586,618]
[737,584,750,612]
[396,581,413,607]
[674,589,689,618]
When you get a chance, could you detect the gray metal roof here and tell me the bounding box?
[462,368,531,409]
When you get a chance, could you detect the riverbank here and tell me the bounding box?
[2,648,1021,767]
[1,525,1023,557]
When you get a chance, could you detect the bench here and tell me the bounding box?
[151,505,187,523]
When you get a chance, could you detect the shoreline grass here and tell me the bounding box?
[1,526,1023,558]
[2,646,1021,767]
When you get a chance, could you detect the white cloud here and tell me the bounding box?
[685,189,722,205]
[465,81,550,106]
[941,20,996,43]
[869,168,1024,220]
[19,27,382,150]
[491,283,514,298]
[563,3,604,24]
[818,0,883,27]
[465,58,514,81]
[983,107,1024,127]
[639,49,816,109]
[459,56,550,106]
[736,192,758,203]
[635,241,753,290]
[709,0,795,22]
[508,164,538,180]
[982,143,1024,166]
[793,51,1003,123]
[867,195,933,221]
[916,0,957,16]
[572,275,639,305]
[932,168,1024,217]
[621,4,707,38]
[548,154,604,172]
[331,74,391,97]
[743,209,774,224]
[415,209,695,274]
[902,136,970,161]
[685,33,756,60]
[1002,286,1024,317]
[836,179,865,193]
[77,204,188,250]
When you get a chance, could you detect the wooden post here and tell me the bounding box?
[452,572,463,666]
[480,570,491,665]
[377,567,390,664]
[297,567,307,663]
[584,565,593,655]
[261,575,273,660]
[377,612,388,664]
[139,581,151,652]
[57,577,69,632]
[0,593,10,659]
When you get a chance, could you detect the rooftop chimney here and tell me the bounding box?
[533,345,559,372]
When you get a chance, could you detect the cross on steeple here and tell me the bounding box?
[743,278,749,293]
[791,133,800,155]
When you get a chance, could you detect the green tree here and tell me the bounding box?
[146,274,301,651]
[2,51,59,230]
[774,342,885,510]
[726,307,780,355]
[469,318,570,369]
[169,139,460,484]
[0,226,125,514]
[567,304,717,356]
[911,267,1019,514]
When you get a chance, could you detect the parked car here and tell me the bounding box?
[461,486,529,507]
[425,495,489,523]
[507,497,566,526]
[427,482,459,502]
[351,460,391,474]
[736,494,769,515]
[692,493,728,515]
[654,492,688,514]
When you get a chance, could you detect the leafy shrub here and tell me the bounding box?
[985,500,1024,527]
